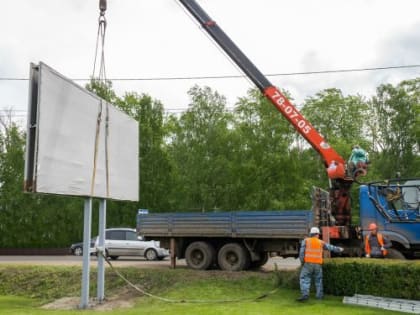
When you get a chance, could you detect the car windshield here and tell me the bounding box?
[403,180,420,210]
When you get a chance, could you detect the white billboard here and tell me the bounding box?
[24,62,139,201]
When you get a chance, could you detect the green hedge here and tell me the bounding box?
[323,258,420,300]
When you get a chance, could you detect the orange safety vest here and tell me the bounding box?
[304,237,324,264]
[365,233,388,256]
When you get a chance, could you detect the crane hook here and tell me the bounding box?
[99,0,107,16]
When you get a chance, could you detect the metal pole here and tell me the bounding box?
[97,199,106,302]
[80,197,92,309]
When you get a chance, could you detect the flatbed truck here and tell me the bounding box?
[137,179,419,271]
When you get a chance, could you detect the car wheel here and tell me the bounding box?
[145,249,158,261]
[73,246,83,256]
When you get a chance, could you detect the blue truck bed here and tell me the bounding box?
[137,210,313,239]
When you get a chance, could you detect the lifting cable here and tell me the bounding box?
[97,250,279,304]
[90,0,110,197]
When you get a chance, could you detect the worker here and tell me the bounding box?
[297,227,344,302]
[347,144,369,177]
[364,223,391,258]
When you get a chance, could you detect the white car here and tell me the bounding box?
[95,228,169,261]
[70,237,97,256]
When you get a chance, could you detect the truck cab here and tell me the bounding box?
[359,178,420,258]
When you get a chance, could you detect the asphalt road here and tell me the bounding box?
[0,255,300,271]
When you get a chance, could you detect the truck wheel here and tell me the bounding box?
[250,252,269,269]
[218,243,250,271]
[185,241,215,270]
[386,248,406,259]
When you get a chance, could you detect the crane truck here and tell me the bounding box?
[137,0,420,270]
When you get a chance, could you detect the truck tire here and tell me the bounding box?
[386,248,406,259]
[250,252,269,269]
[217,243,250,271]
[185,241,215,270]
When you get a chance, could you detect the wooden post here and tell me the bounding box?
[170,238,176,269]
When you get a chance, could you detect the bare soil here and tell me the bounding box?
[42,288,139,311]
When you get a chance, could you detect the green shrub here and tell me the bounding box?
[272,265,300,290]
[323,258,420,300]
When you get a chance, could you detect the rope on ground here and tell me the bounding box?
[97,250,279,304]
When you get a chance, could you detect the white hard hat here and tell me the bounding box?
[310,227,320,235]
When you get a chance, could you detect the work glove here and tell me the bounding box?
[366,254,370,258]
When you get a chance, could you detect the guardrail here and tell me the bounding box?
[0,248,69,255]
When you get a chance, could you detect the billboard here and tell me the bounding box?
[24,62,139,201]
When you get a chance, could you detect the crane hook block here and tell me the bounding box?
[99,0,107,14]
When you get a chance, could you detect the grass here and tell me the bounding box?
[0,264,409,315]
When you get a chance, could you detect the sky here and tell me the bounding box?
[1,0,420,122]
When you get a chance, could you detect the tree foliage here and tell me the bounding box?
[302,88,370,158]
[0,77,418,247]
[232,89,310,209]
[368,79,420,177]
[167,85,234,211]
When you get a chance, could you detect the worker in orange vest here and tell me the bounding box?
[297,227,344,302]
[364,223,391,258]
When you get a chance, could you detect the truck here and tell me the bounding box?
[137,179,419,270]
[136,0,420,270]
[138,210,312,270]
[359,179,420,259]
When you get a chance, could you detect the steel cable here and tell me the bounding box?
[91,6,110,198]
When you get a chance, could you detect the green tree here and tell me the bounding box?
[0,111,83,247]
[85,79,118,104]
[117,92,173,213]
[232,88,310,209]
[368,78,420,178]
[302,88,370,157]
[167,85,234,211]
[0,115,27,246]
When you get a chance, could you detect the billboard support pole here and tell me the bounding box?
[97,199,106,302]
[80,197,93,309]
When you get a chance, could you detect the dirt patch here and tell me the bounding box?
[41,289,139,311]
